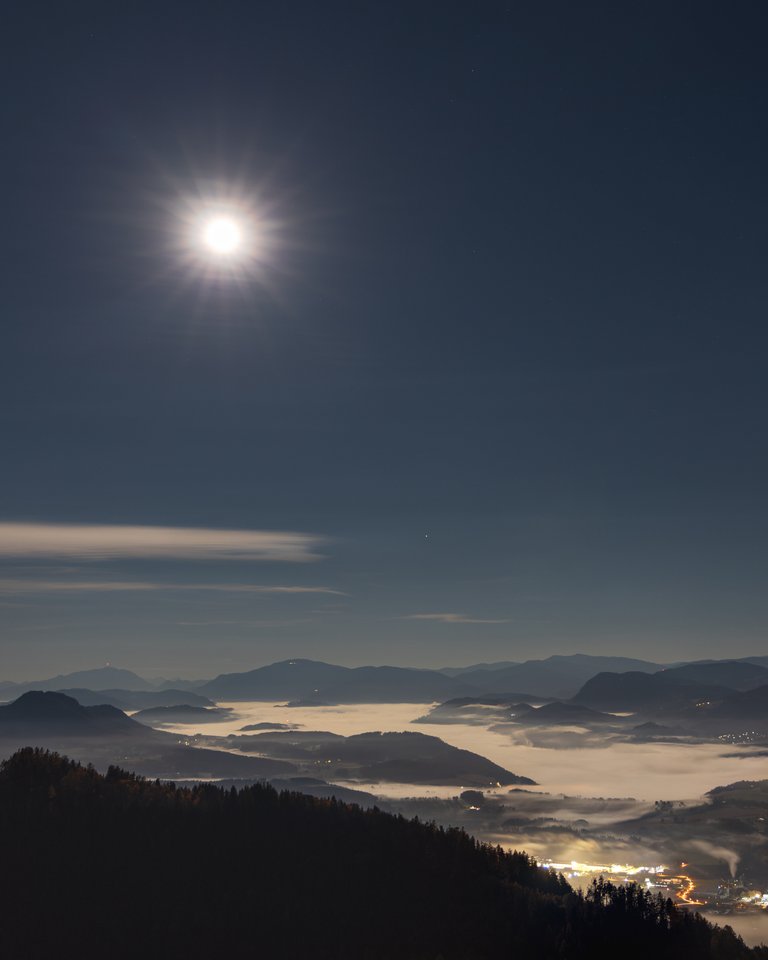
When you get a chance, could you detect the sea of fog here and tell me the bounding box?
[156,700,768,803]
[720,914,768,948]
[151,700,768,946]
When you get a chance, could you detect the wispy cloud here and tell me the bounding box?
[399,612,510,624]
[0,579,345,596]
[176,618,313,627]
[0,522,325,562]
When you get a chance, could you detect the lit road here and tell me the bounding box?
[658,873,704,907]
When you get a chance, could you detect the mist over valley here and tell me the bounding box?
[4,652,768,948]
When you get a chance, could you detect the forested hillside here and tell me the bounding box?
[0,749,763,960]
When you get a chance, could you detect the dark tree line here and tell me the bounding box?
[0,748,763,960]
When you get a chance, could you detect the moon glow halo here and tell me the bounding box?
[202,216,243,256]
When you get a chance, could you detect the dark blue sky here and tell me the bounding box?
[2,1,767,678]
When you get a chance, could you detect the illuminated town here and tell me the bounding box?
[540,860,768,917]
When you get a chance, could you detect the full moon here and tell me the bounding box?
[202,217,242,255]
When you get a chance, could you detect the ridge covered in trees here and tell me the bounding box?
[0,748,764,960]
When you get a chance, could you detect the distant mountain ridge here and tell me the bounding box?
[199,658,350,700]
[198,654,671,702]
[455,654,663,699]
[0,666,157,697]
[439,660,520,677]
[199,658,478,703]
[573,660,768,712]
[4,654,768,708]
[679,684,768,729]
[55,688,214,710]
[656,660,768,690]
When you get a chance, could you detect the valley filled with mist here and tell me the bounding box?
[7,5,768,956]
[3,653,768,946]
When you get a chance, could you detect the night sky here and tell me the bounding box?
[2,2,767,678]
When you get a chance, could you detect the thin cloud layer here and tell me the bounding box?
[0,579,344,595]
[0,522,325,562]
[400,612,510,624]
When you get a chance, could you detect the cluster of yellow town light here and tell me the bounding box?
[541,860,667,877]
[540,860,768,911]
[741,893,768,907]
[540,860,707,906]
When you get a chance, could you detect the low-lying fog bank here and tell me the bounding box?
[5,690,768,936]
[156,700,768,802]
[150,698,768,905]
[724,915,768,949]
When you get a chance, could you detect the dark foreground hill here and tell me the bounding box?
[225,729,535,786]
[0,693,532,787]
[0,692,296,780]
[0,690,141,737]
[0,749,764,960]
[132,704,230,724]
